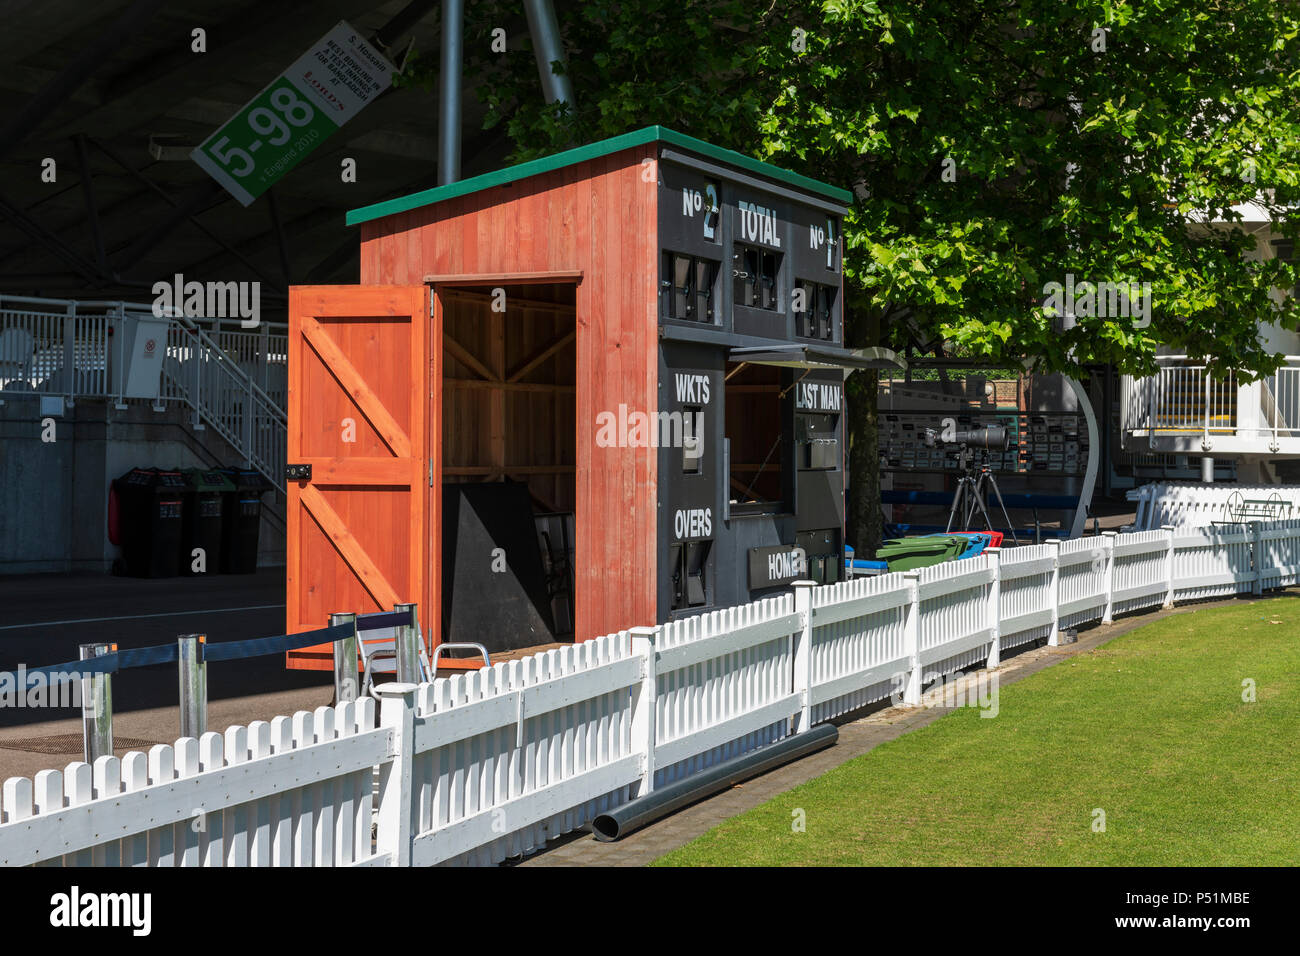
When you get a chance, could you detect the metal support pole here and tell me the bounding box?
[393,603,421,684]
[177,634,207,739]
[80,642,114,764]
[437,0,464,185]
[63,301,76,405]
[523,0,575,105]
[330,612,359,704]
[243,376,253,467]
[1201,456,1215,483]
[73,134,108,276]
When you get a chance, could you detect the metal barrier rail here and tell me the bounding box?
[0,622,354,686]
[0,605,425,766]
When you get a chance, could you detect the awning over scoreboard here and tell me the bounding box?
[727,344,905,372]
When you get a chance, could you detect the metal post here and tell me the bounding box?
[628,626,659,797]
[330,612,359,704]
[243,376,254,468]
[791,581,816,733]
[80,642,114,764]
[437,0,464,185]
[985,549,1002,669]
[259,322,270,396]
[192,332,202,428]
[392,603,421,684]
[1203,373,1211,451]
[63,301,76,405]
[523,0,575,105]
[1202,456,1214,483]
[177,634,207,739]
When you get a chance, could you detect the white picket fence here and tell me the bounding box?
[4,521,1300,867]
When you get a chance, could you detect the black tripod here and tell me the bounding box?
[945,447,1019,546]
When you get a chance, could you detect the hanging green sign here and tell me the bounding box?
[191,21,394,205]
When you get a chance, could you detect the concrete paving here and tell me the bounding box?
[520,591,1285,866]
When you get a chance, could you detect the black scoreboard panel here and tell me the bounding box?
[657,341,725,617]
[878,411,1090,477]
[657,156,843,344]
[655,150,850,623]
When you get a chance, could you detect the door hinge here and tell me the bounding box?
[428,457,434,487]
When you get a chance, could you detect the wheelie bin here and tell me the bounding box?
[875,535,968,572]
[179,468,235,574]
[110,467,187,577]
[218,468,272,573]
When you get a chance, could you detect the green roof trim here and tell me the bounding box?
[345,126,853,226]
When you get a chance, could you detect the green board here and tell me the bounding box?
[191,21,393,206]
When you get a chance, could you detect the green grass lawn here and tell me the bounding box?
[655,595,1300,866]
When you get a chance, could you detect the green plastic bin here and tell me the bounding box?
[875,535,967,571]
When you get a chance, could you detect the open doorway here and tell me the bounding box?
[438,282,577,651]
[725,360,789,513]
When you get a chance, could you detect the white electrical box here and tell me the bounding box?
[111,314,171,399]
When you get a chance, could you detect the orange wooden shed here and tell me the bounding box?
[284,127,893,669]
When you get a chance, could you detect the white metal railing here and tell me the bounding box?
[1122,355,1300,449]
[155,314,287,493]
[0,295,287,495]
[4,520,1297,867]
[214,328,289,408]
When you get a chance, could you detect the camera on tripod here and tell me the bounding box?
[919,422,1019,545]
[922,424,1010,452]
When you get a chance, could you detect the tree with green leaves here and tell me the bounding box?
[406,0,1300,552]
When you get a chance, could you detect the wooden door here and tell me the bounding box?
[285,285,429,669]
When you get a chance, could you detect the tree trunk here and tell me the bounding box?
[844,297,885,559]
[846,368,883,557]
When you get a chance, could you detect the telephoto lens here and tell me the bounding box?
[952,425,1009,450]
[925,424,1009,450]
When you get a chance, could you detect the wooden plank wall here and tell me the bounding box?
[441,284,576,513]
[358,146,659,642]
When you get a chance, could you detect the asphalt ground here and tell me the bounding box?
[0,570,571,781]
[0,568,333,780]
